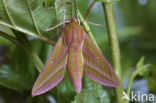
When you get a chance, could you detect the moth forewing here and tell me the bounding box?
[32,34,68,96]
[32,17,119,96]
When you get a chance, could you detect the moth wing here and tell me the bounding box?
[83,33,119,87]
[32,34,68,96]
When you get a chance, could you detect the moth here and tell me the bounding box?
[32,17,120,96]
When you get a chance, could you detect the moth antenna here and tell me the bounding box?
[80,20,103,26]
[45,21,70,31]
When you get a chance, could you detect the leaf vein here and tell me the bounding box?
[26,0,41,35]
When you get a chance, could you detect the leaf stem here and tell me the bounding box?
[53,3,59,24]
[102,2,124,103]
[0,21,55,46]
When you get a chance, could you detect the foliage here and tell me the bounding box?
[0,0,156,103]
[72,78,110,103]
[137,57,156,93]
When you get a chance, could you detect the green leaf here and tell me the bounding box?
[72,78,110,103]
[51,72,76,103]
[137,61,156,93]
[147,69,156,93]
[136,56,145,68]
[0,38,51,90]
[26,95,48,103]
[127,57,156,94]
[126,57,150,96]
[0,47,38,90]
[43,0,55,8]
[0,0,76,43]
[50,74,111,103]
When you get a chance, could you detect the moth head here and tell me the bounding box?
[68,16,77,23]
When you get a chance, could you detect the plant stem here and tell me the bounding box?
[0,21,55,46]
[102,2,124,103]
[126,57,145,103]
[78,10,99,47]
[126,67,142,96]
[84,0,97,20]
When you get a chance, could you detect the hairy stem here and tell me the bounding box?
[102,2,124,103]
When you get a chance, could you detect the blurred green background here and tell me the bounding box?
[0,0,156,103]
